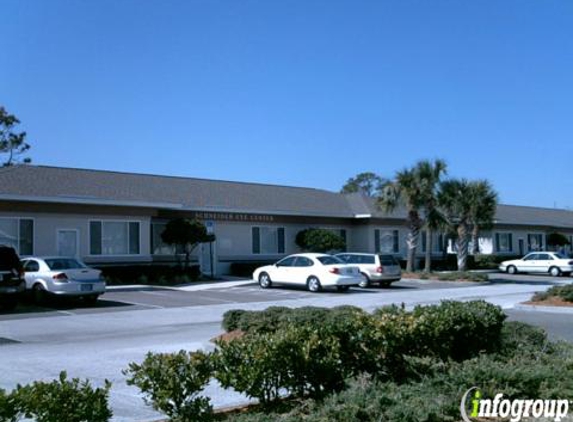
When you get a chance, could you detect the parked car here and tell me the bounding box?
[20,257,106,304]
[336,253,402,287]
[0,246,26,310]
[253,253,362,292]
[499,252,573,277]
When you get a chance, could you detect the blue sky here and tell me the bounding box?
[1,1,572,209]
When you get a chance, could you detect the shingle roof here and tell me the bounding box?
[1,165,572,229]
[0,165,355,217]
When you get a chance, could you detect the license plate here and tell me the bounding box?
[80,284,93,292]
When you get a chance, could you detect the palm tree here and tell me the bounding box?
[416,159,447,272]
[378,159,447,272]
[438,179,497,271]
[437,179,473,271]
[468,181,498,255]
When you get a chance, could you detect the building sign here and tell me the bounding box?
[193,212,275,223]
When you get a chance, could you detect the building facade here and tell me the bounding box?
[0,165,572,274]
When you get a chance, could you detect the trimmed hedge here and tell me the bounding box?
[99,264,201,286]
[229,262,274,278]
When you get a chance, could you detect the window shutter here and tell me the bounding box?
[252,227,260,254]
[90,222,102,255]
[421,230,427,253]
[508,234,513,252]
[495,233,500,252]
[19,219,34,255]
[277,228,285,254]
[374,229,380,253]
[393,230,399,253]
[340,229,347,252]
[129,222,140,254]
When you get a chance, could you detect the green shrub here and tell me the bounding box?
[229,262,274,277]
[436,271,488,282]
[0,388,18,422]
[410,300,505,361]
[498,321,551,357]
[100,264,201,286]
[124,350,213,422]
[532,284,573,303]
[214,325,348,404]
[14,371,112,422]
[221,309,249,332]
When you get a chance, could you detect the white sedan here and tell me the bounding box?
[21,257,106,304]
[499,252,573,277]
[252,253,362,292]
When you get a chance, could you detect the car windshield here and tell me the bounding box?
[45,258,87,270]
[317,256,344,265]
[554,253,568,259]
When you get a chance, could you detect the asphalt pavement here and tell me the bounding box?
[0,273,571,422]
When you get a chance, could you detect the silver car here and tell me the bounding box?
[336,253,402,287]
[21,257,106,304]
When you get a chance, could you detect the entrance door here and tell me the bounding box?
[57,229,79,257]
[200,241,217,278]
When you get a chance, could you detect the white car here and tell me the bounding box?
[335,253,402,287]
[253,253,362,292]
[21,257,106,304]
[499,252,573,277]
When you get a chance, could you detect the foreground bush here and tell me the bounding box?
[223,345,573,422]
[214,325,348,404]
[6,371,112,422]
[124,350,213,422]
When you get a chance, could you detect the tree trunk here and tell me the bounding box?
[471,225,479,255]
[456,224,469,271]
[424,228,432,273]
[406,211,422,272]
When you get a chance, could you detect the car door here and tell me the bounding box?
[537,253,553,273]
[272,256,297,283]
[22,259,41,289]
[519,253,538,273]
[290,256,315,286]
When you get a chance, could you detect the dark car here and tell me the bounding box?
[0,246,26,310]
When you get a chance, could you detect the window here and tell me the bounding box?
[317,255,344,265]
[293,257,313,267]
[495,233,513,253]
[252,226,285,254]
[90,221,140,255]
[375,229,399,253]
[0,218,34,255]
[276,256,296,267]
[527,234,543,252]
[23,260,39,272]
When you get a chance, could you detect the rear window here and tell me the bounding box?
[45,259,86,270]
[317,256,344,265]
[378,255,399,266]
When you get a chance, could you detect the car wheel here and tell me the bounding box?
[380,281,392,288]
[258,272,272,289]
[307,276,322,293]
[549,266,561,277]
[358,273,370,288]
[507,265,517,275]
[337,285,350,292]
[33,283,46,305]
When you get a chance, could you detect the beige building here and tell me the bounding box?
[0,165,572,275]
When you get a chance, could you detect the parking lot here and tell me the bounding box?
[0,277,485,321]
[1,272,570,321]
